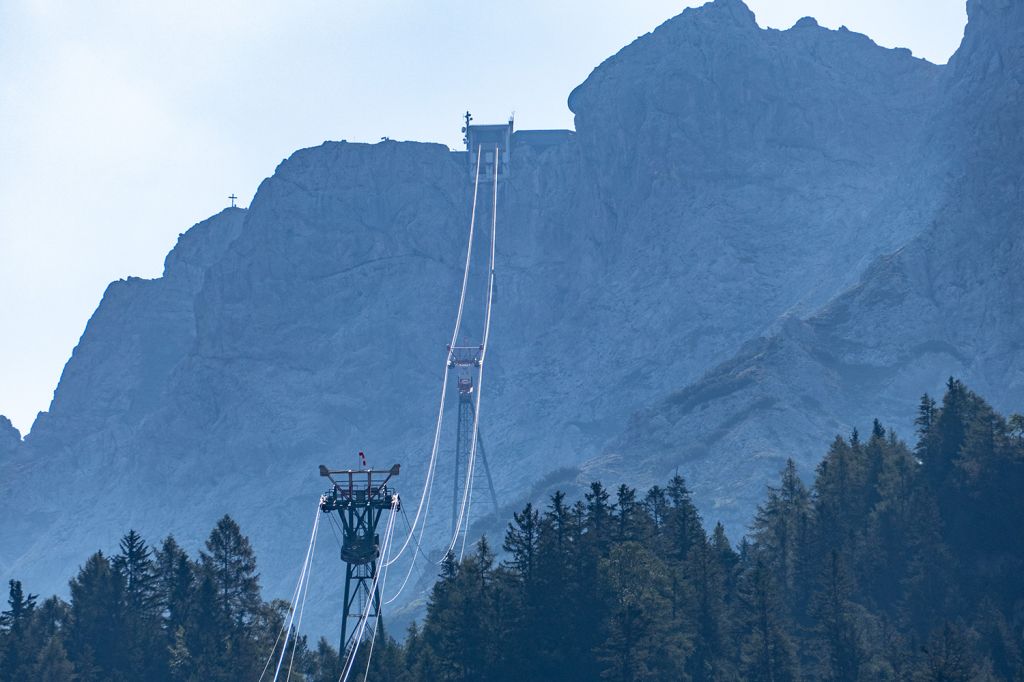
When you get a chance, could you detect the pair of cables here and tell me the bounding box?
[384,146,494,602]
[259,498,323,682]
[447,147,499,562]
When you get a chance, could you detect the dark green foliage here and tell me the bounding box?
[0,579,38,681]
[3,381,1023,681]
[392,382,1024,681]
[112,530,164,679]
[0,515,288,682]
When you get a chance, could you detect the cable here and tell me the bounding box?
[274,505,321,682]
[285,510,321,681]
[261,500,321,682]
[385,145,485,569]
[401,502,434,565]
[360,499,399,681]
[446,146,500,558]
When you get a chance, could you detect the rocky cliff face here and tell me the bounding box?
[3,0,1014,636]
[591,0,1024,534]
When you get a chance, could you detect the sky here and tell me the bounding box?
[0,0,968,435]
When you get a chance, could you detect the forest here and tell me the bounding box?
[2,379,1023,681]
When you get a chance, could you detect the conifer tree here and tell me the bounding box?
[597,542,687,681]
[305,635,341,682]
[502,503,540,586]
[0,579,38,681]
[685,539,735,681]
[31,635,75,682]
[710,523,739,584]
[809,550,866,681]
[66,551,125,681]
[666,474,704,563]
[112,530,164,679]
[199,515,261,629]
[613,485,643,543]
[750,460,812,601]
[197,514,262,679]
[155,535,194,646]
[736,556,799,682]
[585,481,614,549]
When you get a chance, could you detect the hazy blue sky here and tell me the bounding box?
[0,0,968,434]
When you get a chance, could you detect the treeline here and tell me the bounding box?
[3,379,1024,680]
[0,516,341,681]
[361,379,1024,681]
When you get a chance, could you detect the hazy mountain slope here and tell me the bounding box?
[0,0,980,634]
[593,0,1023,537]
[0,208,245,574]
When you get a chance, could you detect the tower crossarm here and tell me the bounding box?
[319,464,401,509]
[447,344,483,368]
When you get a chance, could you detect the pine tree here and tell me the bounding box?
[929,378,971,490]
[862,431,919,608]
[0,579,38,681]
[750,460,812,601]
[112,530,164,679]
[502,503,540,586]
[31,635,75,682]
[915,394,937,445]
[585,481,614,549]
[66,551,125,681]
[666,474,705,563]
[199,515,261,629]
[710,522,739,600]
[197,514,262,679]
[182,573,224,681]
[305,636,341,682]
[596,542,687,681]
[808,550,866,681]
[612,485,644,543]
[643,485,669,533]
[155,535,194,647]
[915,622,976,681]
[685,539,735,681]
[737,556,799,682]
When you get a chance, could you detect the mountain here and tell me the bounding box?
[590,0,1024,530]
[3,0,1015,636]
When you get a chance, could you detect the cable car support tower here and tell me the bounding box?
[448,346,500,534]
[318,464,400,657]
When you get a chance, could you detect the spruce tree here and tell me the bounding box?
[0,579,38,681]
[502,503,540,586]
[597,542,687,681]
[685,539,735,681]
[66,551,125,681]
[808,550,866,681]
[666,474,704,563]
[31,635,75,682]
[736,556,799,682]
[155,535,194,647]
[197,514,262,678]
[750,460,812,602]
[199,515,261,629]
[112,530,164,679]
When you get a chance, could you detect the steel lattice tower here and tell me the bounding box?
[448,346,500,533]
[318,464,400,656]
